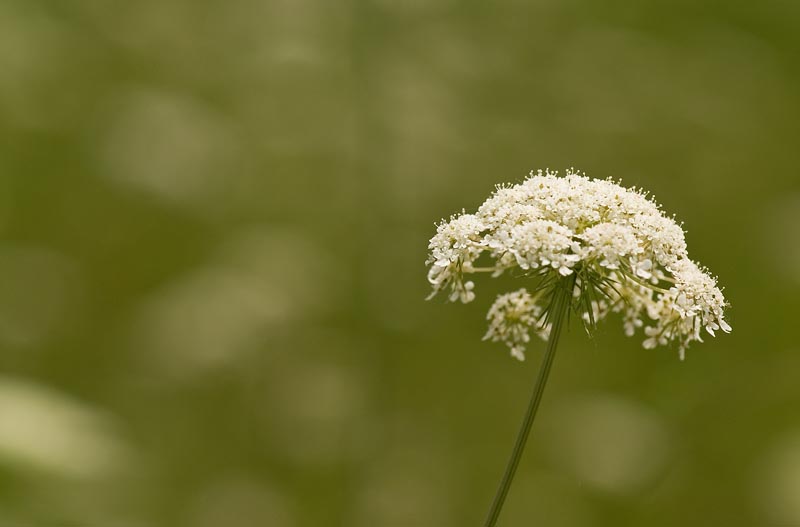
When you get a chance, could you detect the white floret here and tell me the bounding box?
[483,289,548,361]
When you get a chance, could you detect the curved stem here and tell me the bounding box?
[483,279,572,527]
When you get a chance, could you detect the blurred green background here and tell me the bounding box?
[0,0,799,526]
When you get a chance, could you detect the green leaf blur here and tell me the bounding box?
[0,0,798,526]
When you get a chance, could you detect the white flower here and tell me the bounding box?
[426,168,731,360]
[483,289,549,361]
[578,223,642,270]
[426,213,486,303]
[506,220,579,276]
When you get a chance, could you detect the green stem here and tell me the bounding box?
[483,278,573,527]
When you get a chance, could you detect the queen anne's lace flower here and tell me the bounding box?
[426,168,731,360]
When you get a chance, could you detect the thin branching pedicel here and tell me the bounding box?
[426,168,731,361]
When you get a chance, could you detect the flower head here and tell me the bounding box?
[426,168,731,360]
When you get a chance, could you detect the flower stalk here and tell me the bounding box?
[483,275,573,527]
[424,169,732,524]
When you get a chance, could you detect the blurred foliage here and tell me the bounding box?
[0,0,799,526]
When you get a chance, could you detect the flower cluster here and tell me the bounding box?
[426,169,730,360]
[483,289,549,361]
